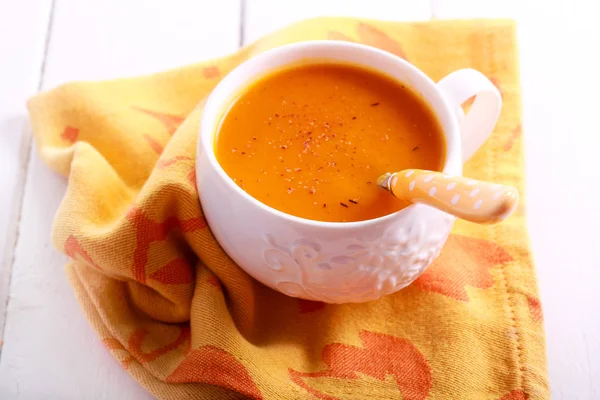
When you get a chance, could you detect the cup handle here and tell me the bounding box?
[437,69,502,163]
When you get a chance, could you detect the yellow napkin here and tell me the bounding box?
[28,18,548,400]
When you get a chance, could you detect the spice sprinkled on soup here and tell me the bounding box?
[215,63,445,222]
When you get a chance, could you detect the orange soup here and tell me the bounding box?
[215,63,445,222]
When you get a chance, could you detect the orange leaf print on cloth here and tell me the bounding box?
[202,65,220,79]
[156,155,196,189]
[327,31,354,42]
[357,22,406,59]
[328,22,406,59]
[187,168,197,191]
[489,77,504,99]
[126,207,206,283]
[104,326,190,369]
[149,257,194,285]
[133,107,185,135]
[156,155,193,169]
[206,275,223,291]
[103,337,125,351]
[64,235,102,270]
[167,346,263,399]
[102,337,136,369]
[499,389,528,400]
[527,296,543,323]
[414,234,513,301]
[504,124,522,152]
[289,331,431,400]
[143,133,164,155]
[61,126,79,143]
[128,327,190,364]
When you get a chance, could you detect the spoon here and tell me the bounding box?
[377,170,519,224]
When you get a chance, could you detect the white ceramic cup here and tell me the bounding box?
[196,41,502,303]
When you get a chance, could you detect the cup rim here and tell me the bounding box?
[198,40,462,230]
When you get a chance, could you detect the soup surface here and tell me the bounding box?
[216,63,445,222]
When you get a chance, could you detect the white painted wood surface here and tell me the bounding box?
[0,0,53,346]
[1,0,599,399]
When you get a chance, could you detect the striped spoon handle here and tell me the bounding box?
[378,169,519,224]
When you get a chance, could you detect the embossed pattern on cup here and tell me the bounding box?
[260,208,455,303]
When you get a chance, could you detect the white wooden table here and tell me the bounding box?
[1,0,598,398]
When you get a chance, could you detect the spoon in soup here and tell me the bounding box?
[377,170,519,224]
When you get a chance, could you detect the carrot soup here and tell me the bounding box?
[215,63,445,222]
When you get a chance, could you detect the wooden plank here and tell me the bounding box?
[43,0,241,85]
[433,1,600,399]
[244,0,432,44]
[0,0,241,398]
[0,0,53,347]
